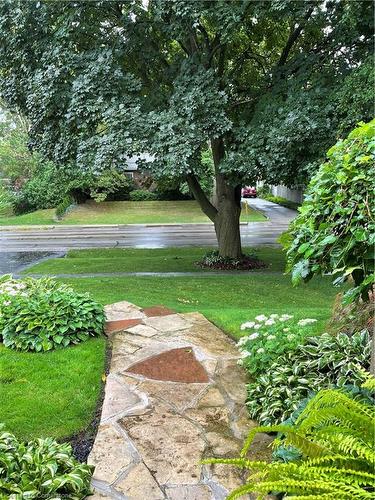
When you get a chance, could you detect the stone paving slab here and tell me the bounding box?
[88,301,272,499]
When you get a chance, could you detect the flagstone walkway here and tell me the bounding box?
[88,301,273,500]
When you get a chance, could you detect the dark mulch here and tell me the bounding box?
[66,340,112,462]
[197,254,267,271]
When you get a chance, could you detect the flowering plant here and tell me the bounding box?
[0,276,105,352]
[237,313,318,376]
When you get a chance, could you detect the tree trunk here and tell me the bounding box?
[211,138,243,259]
[214,197,242,258]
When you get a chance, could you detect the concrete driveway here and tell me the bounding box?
[0,198,296,273]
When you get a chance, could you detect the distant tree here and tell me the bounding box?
[0,1,373,257]
[0,105,36,182]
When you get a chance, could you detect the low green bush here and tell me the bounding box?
[0,425,93,499]
[204,376,375,500]
[237,313,319,376]
[0,277,105,352]
[89,168,135,202]
[55,195,74,219]
[129,189,158,201]
[0,184,14,216]
[246,330,370,425]
[14,162,66,213]
[262,194,300,210]
[256,184,271,198]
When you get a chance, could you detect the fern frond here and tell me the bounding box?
[241,425,326,458]
[297,405,374,440]
[317,432,375,462]
[201,457,268,470]
[215,387,375,499]
[296,389,374,429]
[303,453,369,471]
[356,367,375,391]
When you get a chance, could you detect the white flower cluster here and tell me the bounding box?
[237,313,318,362]
[0,281,28,303]
[240,313,294,331]
[297,318,318,326]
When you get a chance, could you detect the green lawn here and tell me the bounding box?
[0,208,56,225]
[2,246,337,442]
[59,274,335,341]
[0,337,106,440]
[24,247,336,340]
[24,247,286,274]
[0,200,265,225]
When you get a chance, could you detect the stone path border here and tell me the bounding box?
[88,301,273,500]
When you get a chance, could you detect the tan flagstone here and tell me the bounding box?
[119,409,205,485]
[136,380,208,411]
[87,424,136,484]
[100,375,143,422]
[143,314,192,332]
[165,484,212,499]
[126,323,159,337]
[114,463,164,499]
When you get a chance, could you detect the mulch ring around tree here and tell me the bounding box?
[197,251,267,270]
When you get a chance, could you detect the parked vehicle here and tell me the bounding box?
[241,186,257,198]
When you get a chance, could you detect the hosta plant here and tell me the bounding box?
[0,426,93,499]
[247,330,370,425]
[204,379,375,500]
[0,276,105,352]
[237,313,318,376]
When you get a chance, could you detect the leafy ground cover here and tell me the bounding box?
[23,247,285,274]
[0,200,265,225]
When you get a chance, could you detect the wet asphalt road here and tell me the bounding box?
[0,198,296,274]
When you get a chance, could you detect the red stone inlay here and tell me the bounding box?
[105,319,142,334]
[142,305,176,317]
[126,347,209,383]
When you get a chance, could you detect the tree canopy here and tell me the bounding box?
[0,0,373,257]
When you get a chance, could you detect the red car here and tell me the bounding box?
[241,186,257,198]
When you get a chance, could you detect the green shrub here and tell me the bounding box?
[256,184,271,198]
[15,162,66,213]
[0,277,105,352]
[246,330,370,425]
[129,189,158,201]
[237,313,319,376]
[0,184,14,216]
[0,425,93,499]
[263,194,300,210]
[204,379,375,500]
[287,119,375,303]
[55,195,74,219]
[89,168,135,202]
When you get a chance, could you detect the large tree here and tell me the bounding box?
[0,0,373,257]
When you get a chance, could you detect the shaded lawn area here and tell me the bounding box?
[0,200,265,225]
[24,246,286,274]
[3,247,337,442]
